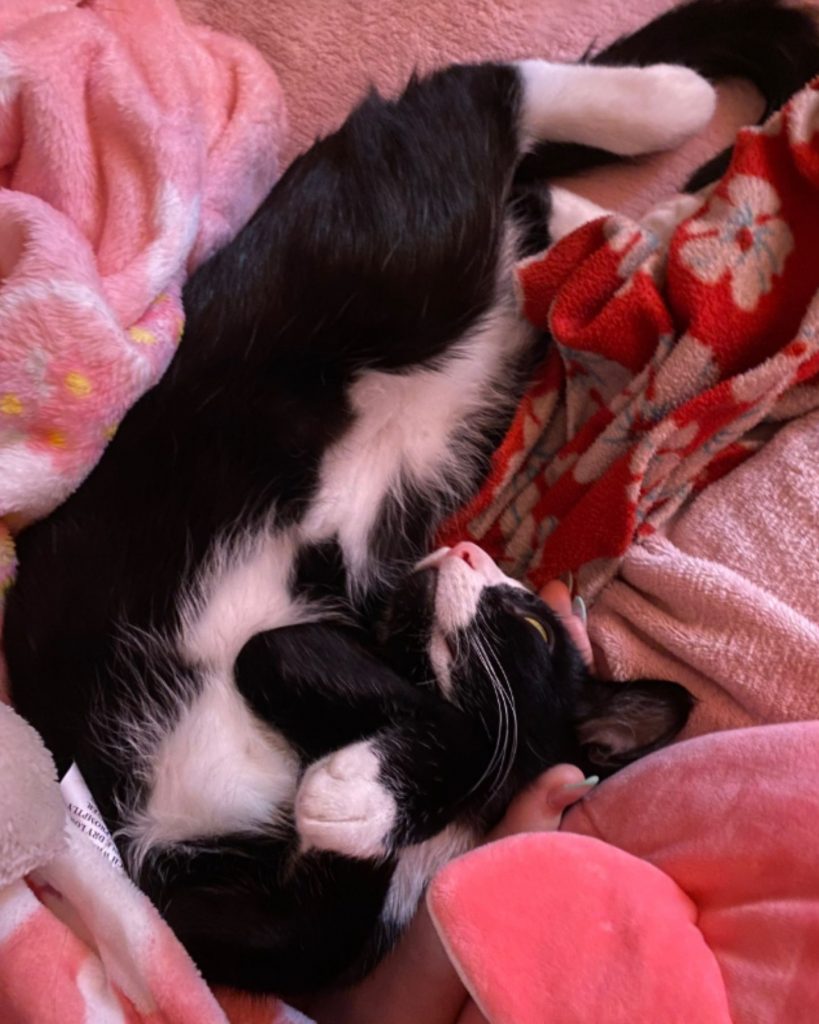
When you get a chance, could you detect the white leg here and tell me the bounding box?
[547,186,711,246]
[517,61,716,155]
[548,186,610,241]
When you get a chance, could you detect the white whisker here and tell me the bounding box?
[467,631,519,804]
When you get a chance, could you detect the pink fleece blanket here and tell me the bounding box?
[0,0,285,579]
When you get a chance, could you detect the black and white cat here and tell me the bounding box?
[5,0,819,998]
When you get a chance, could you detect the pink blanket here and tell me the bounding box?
[592,406,819,736]
[0,0,284,578]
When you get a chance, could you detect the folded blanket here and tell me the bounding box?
[0,2,296,1021]
[592,408,819,736]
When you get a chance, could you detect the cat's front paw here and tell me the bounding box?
[295,741,397,859]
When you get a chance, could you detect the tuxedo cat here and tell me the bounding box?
[5,0,819,998]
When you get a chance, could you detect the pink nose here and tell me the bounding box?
[446,541,500,578]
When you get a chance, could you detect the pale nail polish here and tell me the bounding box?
[563,775,599,791]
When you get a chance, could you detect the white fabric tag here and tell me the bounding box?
[60,762,125,872]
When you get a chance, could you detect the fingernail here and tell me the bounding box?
[560,570,574,593]
[549,774,599,809]
[572,595,587,626]
[563,775,599,792]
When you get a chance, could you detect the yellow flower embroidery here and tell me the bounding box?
[1,394,23,415]
[65,372,92,398]
[48,430,66,448]
[129,326,157,345]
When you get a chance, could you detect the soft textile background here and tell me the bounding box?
[2,2,817,1021]
[593,409,819,736]
[178,0,764,213]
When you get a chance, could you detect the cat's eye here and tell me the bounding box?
[523,616,554,650]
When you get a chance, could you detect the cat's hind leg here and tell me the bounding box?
[516,60,716,156]
[546,185,709,244]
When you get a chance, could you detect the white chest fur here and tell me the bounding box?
[124,670,300,868]
[302,279,533,589]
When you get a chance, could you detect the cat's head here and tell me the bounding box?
[380,541,692,785]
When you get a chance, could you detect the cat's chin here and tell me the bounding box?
[430,543,526,626]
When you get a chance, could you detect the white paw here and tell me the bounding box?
[607,64,716,155]
[295,741,397,859]
[548,187,610,242]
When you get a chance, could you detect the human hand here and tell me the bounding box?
[539,578,593,668]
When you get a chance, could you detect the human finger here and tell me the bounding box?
[539,580,594,668]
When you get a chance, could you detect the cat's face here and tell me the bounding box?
[380,542,692,785]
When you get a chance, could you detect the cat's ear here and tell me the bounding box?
[575,678,694,773]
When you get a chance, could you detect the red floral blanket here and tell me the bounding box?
[441,79,819,599]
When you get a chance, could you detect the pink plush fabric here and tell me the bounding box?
[430,721,819,1024]
[0,0,285,589]
[431,835,732,1024]
[0,835,306,1024]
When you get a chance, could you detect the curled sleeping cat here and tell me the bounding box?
[5,0,819,999]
